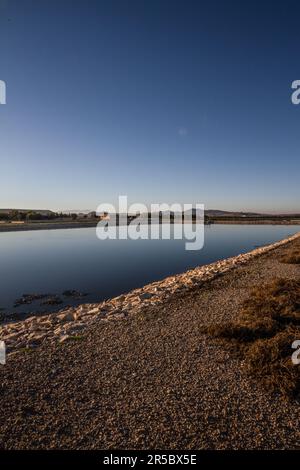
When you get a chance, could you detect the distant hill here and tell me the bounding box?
[205,209,264,217]
[136,209,265,219]
[1,208,299,218]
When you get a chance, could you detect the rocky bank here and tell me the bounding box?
[1,232,300,354]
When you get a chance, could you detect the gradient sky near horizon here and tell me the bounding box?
[1,0,300,213]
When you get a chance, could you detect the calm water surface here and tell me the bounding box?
[0,224,299,315]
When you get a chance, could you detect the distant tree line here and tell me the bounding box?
[0,211,79,221]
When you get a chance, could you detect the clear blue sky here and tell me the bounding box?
[1,0,300,213]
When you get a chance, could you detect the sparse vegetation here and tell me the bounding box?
[280,250,300,264]
[68,335,85,341]
[202,278,300,398]
[279,240,300,264]
[18,347,36,355]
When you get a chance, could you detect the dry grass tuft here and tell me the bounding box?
[280,240,300,264]
[245,327,300,397]
[202,278,300,397]
[280,250,300,264]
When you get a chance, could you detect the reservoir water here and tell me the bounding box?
[0,224,299,316]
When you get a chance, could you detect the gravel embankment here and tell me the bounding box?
[1,236,300,449]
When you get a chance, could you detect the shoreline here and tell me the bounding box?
[210,219,300,225]
[0,221,99,233]
[1,219,300,233]
[2,230,300,354]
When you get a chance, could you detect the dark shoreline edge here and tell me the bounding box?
[1,219,300,233]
